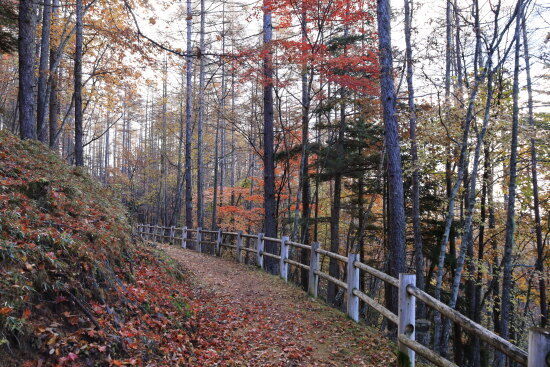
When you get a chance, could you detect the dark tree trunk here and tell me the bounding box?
[299,2,311,291]
[196,0,206,228]
[262,0,278,272]
[184,0,193,229]
[49,0,59,151]
[500,4,523,352]
[74,0,84,166]
[18,0,36,140]
[377,0,406,316]
[404,0,425,322]
[522,15,547,328]
[36,0,52,143]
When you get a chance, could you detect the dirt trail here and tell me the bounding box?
[159,243,396,366]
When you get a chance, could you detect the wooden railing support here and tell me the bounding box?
[398,274,416,367]
[280,236,289,281]
[216,229,222,256]
[528,328,550,367]
[155,225,160,242]
[346,253,360,322]
[169,226,175,244]
[181,226,187,248]
[256,233,264,269]
[236,231,243,262]
[197,227,202,252]
[308,242,319,298]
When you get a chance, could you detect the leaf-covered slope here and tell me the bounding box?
[0,131,196,366]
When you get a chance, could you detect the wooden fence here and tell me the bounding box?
[137,224,549,367]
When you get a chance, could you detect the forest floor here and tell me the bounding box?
[158,242,397,366]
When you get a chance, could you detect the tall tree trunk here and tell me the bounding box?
[299,2,311,291]
[433,0,454,350]
[376,0,406,317]
[74,0,84,166]
[18,0,36,140]
[160,59,168,225]
[262,0,277,272]
[37,0,52,143]
[49,0,60,152]
[500,3,523,354]
[173,70,185,226]
[404,0,425,322]
[327,102,344,305]
[212,114,220,229]
[522,15,547,328]
[184,0,194,229]
[196,0,206,228]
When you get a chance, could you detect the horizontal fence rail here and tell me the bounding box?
[137,224,547,367]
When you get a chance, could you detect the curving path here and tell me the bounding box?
[159,243,396,366]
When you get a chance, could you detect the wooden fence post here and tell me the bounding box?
[197,227,202,252]
[236,231,243,262]
[346,253,360,322]
[181,226,187,248]
[308,242,320,298]
[148,225,152,240]
[155,225,160,242]
[280,236,290,281]
[216,229,222,256]
[398,274,416,367]
[170,226,175,244]
[256,233,264,269]
[528,328,550,367]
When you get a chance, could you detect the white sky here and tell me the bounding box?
[128,0,549,112]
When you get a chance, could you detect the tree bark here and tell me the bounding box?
[404,0,425,322]
[18,0,36,140]
[299,1,311,291]
[262,0,278,272]
[184,0,194,229]
[500,2,523,352]
[74,0,84,166]
[37,0,52,143]
[196,0,206,228]
[49,0,60,151]
[522,14,547,328]
[376,0,406,317]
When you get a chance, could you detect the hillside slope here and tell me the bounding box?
[0,131,196,366]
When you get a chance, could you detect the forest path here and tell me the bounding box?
[159,243,396,366]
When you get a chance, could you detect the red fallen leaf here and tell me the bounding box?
[0,307,13,315]
[67,353,78,361]
[22,308,31,319]
[288,351,302,359]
